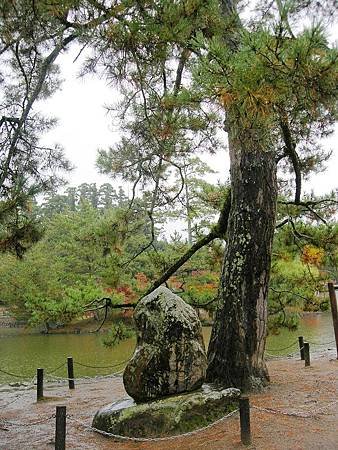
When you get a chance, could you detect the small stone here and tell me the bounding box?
[123,286,207,402]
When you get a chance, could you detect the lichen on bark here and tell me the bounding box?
[206,118,278,390]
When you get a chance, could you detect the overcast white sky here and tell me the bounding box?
[40,22,338,198]
[40,49,231,194]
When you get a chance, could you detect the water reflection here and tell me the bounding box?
[0,312,335,384]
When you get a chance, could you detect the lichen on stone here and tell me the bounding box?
[92,385,241,438]
[123,286,207,403]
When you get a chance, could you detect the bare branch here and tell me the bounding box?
[279,198,338,207]
[121,210,156,268]
[279,116,301,204]
[173,48,190,96]
[304,204,327,224]
[189,296,218,308]
[289,217,313,240]
[0,116,20,128]
[142,193,231,297]
[142,230,218,297]
[275,218,289,229]
[127,170,143,211]
[0,32,76,189]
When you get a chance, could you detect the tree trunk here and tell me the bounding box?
[206,124,277,391]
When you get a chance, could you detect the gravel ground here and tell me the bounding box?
[1,350,337,450]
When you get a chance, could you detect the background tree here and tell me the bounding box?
[0,201,140,328]
[166,156,223,245]
[0,1,78,254]
[0,0,124,253]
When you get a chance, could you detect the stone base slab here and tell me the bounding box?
[92,384,241,438]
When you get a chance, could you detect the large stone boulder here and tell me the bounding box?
[123,286,207,402]
[92,385,240,438]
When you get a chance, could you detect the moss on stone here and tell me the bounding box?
[123,286,207,402]
[92,385,240,438]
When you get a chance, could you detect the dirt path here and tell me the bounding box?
[1,351,337,450]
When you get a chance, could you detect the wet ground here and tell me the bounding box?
[1,351,337,450]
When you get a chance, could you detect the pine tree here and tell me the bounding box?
[1,0,337,389]
[90,0,338,389]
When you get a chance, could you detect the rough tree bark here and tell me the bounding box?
[206,122,278,390]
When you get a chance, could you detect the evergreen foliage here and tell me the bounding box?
[0,0,337,387]
[0,188,335,330]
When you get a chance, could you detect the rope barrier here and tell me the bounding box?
[0,367,32,379]
[307,339,335,346]
[265,340,299,352]
[0,375,36,408]
[265,350,300,360]
[44,371,124,385]
[44,373,75,383]
[68,408,240,442]
[265,338,336,353]
[73,358,130,369]
[309,399,338,415]
[1,361,66,380]
[0,414,56,428]
[45,362,67,375]
[252,399,338,419]
[0,357,127,383]
[2,397,337,440]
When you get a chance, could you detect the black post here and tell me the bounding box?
[55,406,66,450]
[328,282,338,360]
[67,357,75,389]
[239,396,251,445]
[37,368,43,401]
[298,336,304,360]
[304,342,310,367]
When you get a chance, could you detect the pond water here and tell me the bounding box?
[0,312,335,385]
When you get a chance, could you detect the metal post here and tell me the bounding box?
[37,368,43,401]
[67,356,75,389]
[328,282,338,359]
[239,396,251,445]
[55,405,66,450]
[304,342,310,367]
[298,336,304,360]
